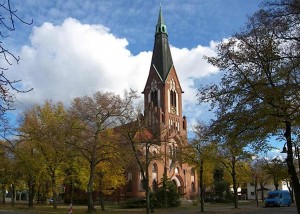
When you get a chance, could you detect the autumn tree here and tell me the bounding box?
[0,140,11,204]
[215,138,252,208]
[207,117,254,208]
[95,159,125,211]
[18,101,73,209]
[251,158,273,202]
[212,166,230,201]
[119,113,164,214]
[69,90,137,213]
[63,155,89,205]
[198,0,300,211]
[0,140,26,207]
[13,136,46,207]
[182,122,216,212]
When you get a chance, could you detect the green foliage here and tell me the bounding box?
[95,160,126,196]
[213,167,230,201]
[198,0,300,208]
[18,101,74,208]
[151,175,181,208]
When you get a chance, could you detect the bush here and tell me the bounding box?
[152,179,181,208]
[121,199,146,208]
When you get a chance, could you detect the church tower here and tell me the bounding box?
[143,7,187,139]
[121,7,197,201]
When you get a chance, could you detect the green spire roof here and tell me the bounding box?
[155,6,168,35]
[151,6,173,82]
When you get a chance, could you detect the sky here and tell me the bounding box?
[4,0,284,156]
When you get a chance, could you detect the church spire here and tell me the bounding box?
[156,6,168,35]
[151,6,173,82]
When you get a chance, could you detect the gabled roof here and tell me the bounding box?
[151,6,173,82]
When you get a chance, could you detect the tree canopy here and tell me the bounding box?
[198,0,300,211]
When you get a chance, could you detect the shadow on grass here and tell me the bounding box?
[0,200,267,214]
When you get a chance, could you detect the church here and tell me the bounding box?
[121,7,198,200]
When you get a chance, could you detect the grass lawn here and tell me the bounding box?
[0,200,265,213]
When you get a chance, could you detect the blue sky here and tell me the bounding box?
[7,0,282,151]
[11,0,262,54]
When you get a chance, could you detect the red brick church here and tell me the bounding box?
[122,7,198,200]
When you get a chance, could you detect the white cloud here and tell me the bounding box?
[10,18,219,121]
[171,45,218,111]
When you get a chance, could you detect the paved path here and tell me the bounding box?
[163,205,297,214]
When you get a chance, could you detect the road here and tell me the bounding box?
[167,205,297,214]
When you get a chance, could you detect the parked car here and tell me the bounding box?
[264,190,291,207]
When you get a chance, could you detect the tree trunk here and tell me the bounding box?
[37,184,40,204]
[1,184,5,204]
[99,191,105,211]
[28,177,35,207]
[162,167,167,205]
[146,184,150,214]
[231,157,238,208]
[285,121,300,213]
[254,176,258,207]
[51,172,58,209]
[87,162,95,213]
[273,176,279,190]
[260,183,265,201]
[145,146,150,214]
[287,180,294,203]
[11,184,15,207]
[199,159,204,212]
[70,181,74,205]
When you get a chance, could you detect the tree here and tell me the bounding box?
[206,116,254,208]
[63,156,89,205]
[13,139,44,207]
[154,174,181,208]
[0,0,32,126]
[0,140,12,204]
[69,90,136,213]
[182,122,216,212]
[264,157,289,190]
[95,160,125,211]
[212,167,230,201]
[198,0,300,211]
[119,115,164,214]
[19,101,73,209]
[216,138,252,208]
[251,158,273,202]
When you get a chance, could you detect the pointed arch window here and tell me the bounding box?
[170,90,176,107]
[150,80,159,107]
[169,145,173,157]
[152,180,158,192]
[152,163,158,173]
[169,79,177,114]
[173,144,177,158]
[152,163,158,192]
[151,90,158,106]
[139,172,146,191]
[191,182,195,192]
[191,168,195,192]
